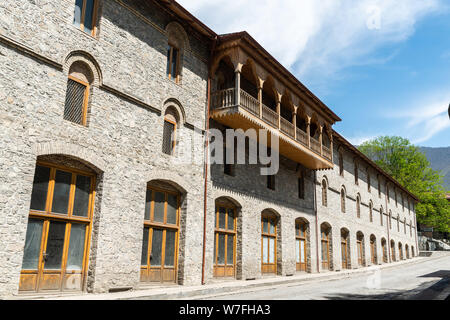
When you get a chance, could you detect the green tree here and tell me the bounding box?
[359,136,449,233]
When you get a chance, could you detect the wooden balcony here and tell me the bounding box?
[210,88,334,170]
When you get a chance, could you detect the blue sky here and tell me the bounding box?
[179,0,450,147]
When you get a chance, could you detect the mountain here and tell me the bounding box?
[420,147,450,191]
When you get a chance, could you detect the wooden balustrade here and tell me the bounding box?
[211,88,332,162]
[280,117,295,138]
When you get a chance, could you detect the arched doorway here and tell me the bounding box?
[356,232,365,267]
[405,244,410,259]
[140,181,182,283]
[341,228,350,269]
[381,238,388,263]
[261,210,279,274]
[390,240,396,262]
[213,198,239,278]
[19,156,98,292]
[370,235,377,265]
[411,246,415,257]
[320,223,332,271]
[295,218,309,272]
[398,242,403,260]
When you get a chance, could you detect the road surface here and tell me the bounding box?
[194,255,450,300]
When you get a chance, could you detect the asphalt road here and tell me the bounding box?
[196,255,450,300]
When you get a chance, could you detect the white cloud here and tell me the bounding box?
[178,0,443,86]
[346,135,378,146]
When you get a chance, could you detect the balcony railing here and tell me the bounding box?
[310,137,321,155]
[323,145,332,161]
[296,127,308,147]
[280,117,294,138]
[211,87,332,164]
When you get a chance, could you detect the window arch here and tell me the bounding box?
[356,194,361,218]
[321,179,328,207]
[165,22,190,84]
[162,107,180,156]
[340,187,346,213]
[64,60,94,126]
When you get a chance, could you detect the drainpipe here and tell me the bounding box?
[313,171,320,273]
[202,36,218,285]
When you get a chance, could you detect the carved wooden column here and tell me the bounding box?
[306,116,311,147]
[235,68,241,106]
[319,125,323,156]
[258,85,263,118]
[292,108,297,140]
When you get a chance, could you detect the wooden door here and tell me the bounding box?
[295,222,307,272]
[20,163,95,293]
[357,240,363,266]
[141,187,180,283]
[321,229,330,270]
[341,237,348,269]
[370,239,376,264]
[213,205,236,278]
[391,243,395,262]
[382,241,387,263]
[261,216,277,274]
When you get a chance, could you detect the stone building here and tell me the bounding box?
[0,0,419,298]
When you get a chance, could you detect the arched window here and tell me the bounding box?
[261,211,279,274]
[369,201,373,222]
[398,243,403,260]
[354,160,359,185]
[321,223,332,270]
[20,156,97,292]
[64,61,94,126]
[166,22,189,84]
[356,194,361,218]
[214,200,237,278]
[381,238,388,263]
[321,179,328,207]
[295,219,309,272]
[162,107,179,156]
[141,182,181,283]
[370,235,377,265]
[356,232,365,267]
[339,151,344,176]
[73,0,99,36]
[341,228,350,269]
[340,188,346,213]
[390,240,396,262]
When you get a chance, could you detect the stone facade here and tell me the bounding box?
[0,0,419,298]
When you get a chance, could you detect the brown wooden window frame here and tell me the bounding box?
[20,161,96,293]
[295,221,308,272]
[261,214,277,274]
[321,179,328,207]
[74,0,99,37]
[141,186,181,284]
[321,227,331,270]
[213,204,237,278]
[65,75,90,126]
[167,43,180,83]
[162,117,177,156]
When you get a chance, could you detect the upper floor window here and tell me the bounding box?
[378,176,381,198]
[397,214,400,232]
[394,189,398,207]
[389,210,392,229]
[162,108,179,156]
[166,44,180,83]
[367,171,371,192]
[340,188,346,213]
[339,152,344,176]
[369,201,373,223]
[73,0,99,36]
[387,185,390,203]
[380,207,384,226]
[356,194,361,218]
[354,161,359,185]
[64,61,93,126]
[321,179,328,207]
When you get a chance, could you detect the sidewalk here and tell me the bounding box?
[13,255,447,300]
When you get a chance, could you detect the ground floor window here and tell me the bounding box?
[295,220,308,272]
[140,185,180,283]
[20,162,95,293]
[213,204,237,278]
[261,213,277,274]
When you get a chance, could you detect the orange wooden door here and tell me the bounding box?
[213,206,236,278]
[261,216,277,274]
